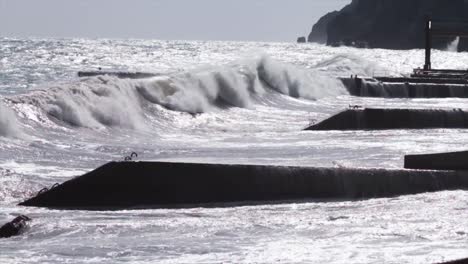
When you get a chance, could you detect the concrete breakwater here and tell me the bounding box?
[19,161,468,210]
[341,77,468,98]
[437,258,468,264]
[78,71,158,79]
[306,108,468,131]
[405,151,468,171]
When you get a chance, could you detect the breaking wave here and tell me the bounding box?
[11,78,148,131]
[313,53,390,77]
[10,56,347,130]
[0,101,23,138]
[258,56,346,99]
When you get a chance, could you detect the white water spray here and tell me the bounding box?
[0,101,23,138]
[447,36,460,52]
[11,56,348,130]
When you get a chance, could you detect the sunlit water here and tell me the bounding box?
[0,38,467,263]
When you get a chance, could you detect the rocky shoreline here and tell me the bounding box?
[307,0,468,51]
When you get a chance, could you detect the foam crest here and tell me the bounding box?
[13,77,147,130]
[0,101,23,138]
[135,64,258,114]
[11,56,349,130]
[257,56,347,100]
[136,56,347,113]
[313,53,388,77]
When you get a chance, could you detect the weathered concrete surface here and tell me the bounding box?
[341,77,468,98]
[405,151,468,171]
[0,215,31,239]
[19,161,468,210]
[306,108,468,131]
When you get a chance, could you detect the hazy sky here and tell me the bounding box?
[0,0,350,42]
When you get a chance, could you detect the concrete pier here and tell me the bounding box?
[341,77,468,98]
[306,108,468,131]
[405,151,468,171]
[19,161,468,210]
[78,71,158,79]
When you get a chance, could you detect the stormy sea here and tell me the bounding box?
[0,38,467,263]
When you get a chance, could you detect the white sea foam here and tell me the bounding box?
[136,63,257,113]
[1,39,468,264]
[0,101,23,138]
[11,56,347,129]
[258,56,347,99]
[137,56,346,114]
[312,53,388,77]
[12,77,148,130]
[447,36,460,52]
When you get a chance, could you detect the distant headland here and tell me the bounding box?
[303,0,468,51]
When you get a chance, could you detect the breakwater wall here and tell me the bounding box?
[306,108,468,130]
[341,77,468,98]
[78,71,158,79]
[405,151,468,171]
[20,161,468,210]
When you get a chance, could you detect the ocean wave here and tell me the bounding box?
[134,55,347,114]
[9,56,347,130]
[0,101,23,138]
[11,78,148,131]
[258,56,346,99]
[313,53,389,77]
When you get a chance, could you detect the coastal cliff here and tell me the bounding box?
[308,0,468,50]
[308,11,339,44]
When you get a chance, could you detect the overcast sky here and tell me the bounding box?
[0,0,350,42]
